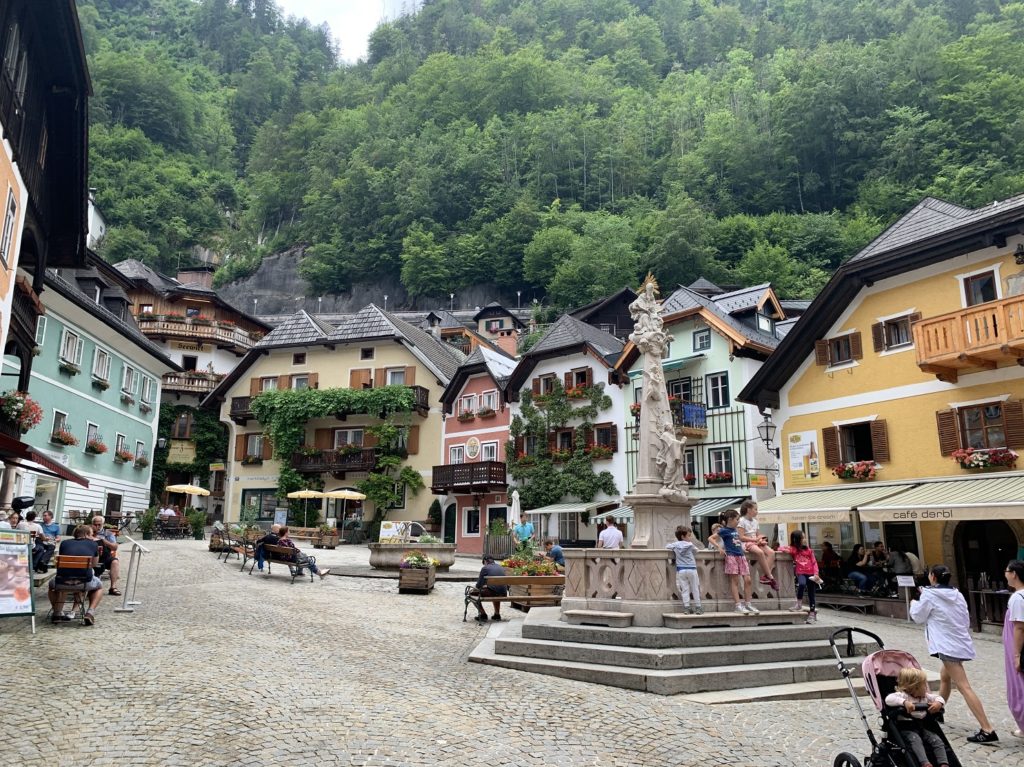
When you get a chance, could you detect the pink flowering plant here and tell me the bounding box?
[832,461,877,480]
[0,391,43,433]
[952,447,1017,469]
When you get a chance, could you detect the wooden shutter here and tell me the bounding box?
[935,409,960,456]
[581,426,593,447]
[277,374,290,390]
[547,432,557,453]
[814,340,830,366]
[564,372,573,389]
[363,431,378,448]
[822,427,840,467]
[307,372,319,390]
[870,420,890,463]
[849,332,863,360]
[314,429,332,449]
[513,436,525,456]
[234,434,246,461]
[584,367,593,387]
[404,366,416,386]
[374,368,386,387]
[406,425,420,455]
[249,377,261,397]
[609,425,618,453]
[1003,401,1024,449]
[261,436,273,460]
[871,323,885,353]
[349,369,370,388]
[531,377,541,395]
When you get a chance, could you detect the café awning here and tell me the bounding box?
[590,505,633,524]
[858,474,1024,522]
[527,500,619,517]
[0,433,89,488]
[755,484,915,524]
[691,496,745,519]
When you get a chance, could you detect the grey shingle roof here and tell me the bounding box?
[712,283,772,314]
[774,318,798,339]
[848,197,973,262]
[527,314,624,360]
[780,299,811,315]
[422,309,465,330]
[256,310,332,348]
[687,277,723,296]
[468,344,517,387]
[113,259,178,292]
[663,286,780,350]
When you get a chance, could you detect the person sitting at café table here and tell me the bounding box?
[8,511,27,530]
[49,524,104,625]
[820,541,842,581]
[274,526,331,580]
[90,515,122,596]
[24,511,53,572]
[158,505,176,519]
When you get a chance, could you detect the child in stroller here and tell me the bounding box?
[830,628,962,767]
[884,668,948,767]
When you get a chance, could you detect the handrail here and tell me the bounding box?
[113,535,151,614]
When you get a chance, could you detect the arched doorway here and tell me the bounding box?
[443,503,456,544]
[953,520,1017,588]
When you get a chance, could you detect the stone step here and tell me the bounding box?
[563,609,634,628]
[521,608,837,649]
[678,670,942,704]
[495,622,872,670]
[662,610,808,629]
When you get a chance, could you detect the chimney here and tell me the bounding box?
[494,329,518,357]
[176,265,215,290]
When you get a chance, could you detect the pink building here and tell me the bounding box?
[432,345,516,554]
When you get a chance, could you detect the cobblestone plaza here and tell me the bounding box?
[2,542,1022,767]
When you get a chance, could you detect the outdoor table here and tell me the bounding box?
[968,588,1010,632]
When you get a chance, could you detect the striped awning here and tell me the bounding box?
[755,484,915,524]
[527,500,619,516]
[858,474,1024,522]
[590,506,634,524]
[690,497,744,519]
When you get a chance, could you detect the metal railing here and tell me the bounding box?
[430,461,508,493]
[113,535,150,614]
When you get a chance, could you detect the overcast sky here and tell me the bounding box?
[276,0,412,62]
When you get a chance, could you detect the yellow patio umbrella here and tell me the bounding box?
[286,489,326,528]
[165,483,211,516]
[322,489,367,541]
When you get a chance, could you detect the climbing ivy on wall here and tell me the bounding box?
[151,404,228,502]
[506,381,618,512]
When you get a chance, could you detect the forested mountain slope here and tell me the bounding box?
[82,0,1024,306]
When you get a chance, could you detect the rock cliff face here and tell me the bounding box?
[217,247,533,317]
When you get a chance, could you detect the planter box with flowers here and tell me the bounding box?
[139,402,152,414]
[85,438,108,455]
[397,550,439,593]
[476,406,496,419]
[50,428,79,447]
[629,402,642,418]
[190,316,213,326]
[704,471,733,485]
[0,391,43,435]
[241,455,263,466]
[686,474,696,487]
[457,411,475,422]
[586,444,613,460]
[551,448,572,462]
[515,452,536,467]
[91,377,110,392]
[832,461,878,480]
[134,455,150,469]
[500,554,563,608]
[120,391,135,406]
[114,449,135,464]
[952,447,1018,471]
[58,359,80,376]
[565,386,588,400]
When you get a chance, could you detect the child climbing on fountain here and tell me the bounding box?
[737,500,779,591]
[666,525,703,615]
[718,509,759,615]
[777,529,823,624]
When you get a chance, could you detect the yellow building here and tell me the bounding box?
[204,306,463,528]
[740,195,1024,588]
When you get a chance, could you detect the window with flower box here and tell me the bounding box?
[59,329,83,365]
[135,440,145,459]
[593,423,618,453]
[460,393,477,416]
[122,365,138,395]
[709,447,732,475]
[115,433,127,455]
[246,434,263,458]
[141,377,154,404]
[334,428,364,449]
[51,410,67,438]
[86,422,99,444]
[936,401,1024,455]
[480,390,497,412]
[822,420,889,466]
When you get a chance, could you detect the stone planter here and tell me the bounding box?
[368,543,455,571]
[398,566,436,593]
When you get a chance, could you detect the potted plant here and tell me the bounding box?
[138,507,158,540]
[704,471,734,485]
[587,444,613,460]
[134,454,150,468]
[500,553,563,608]
[565,386,588,399]
[120,391,135,406]
[832,461,878,480]
[629,402,642,418]
[476,406,496,418]
[952,447,1018,470]
[685,473,696,487]
[398,550,439,593]
[315,523,339,549]
[58,359,80,375]
[114,448,135,464]
[85,438,108,455]
[186,509,207,540]
[457,410,475,422]
[50,428,79,447]
[0,390,43,434]
[241,455,263,465]
[91,377,110,391]
[139,402,152,414]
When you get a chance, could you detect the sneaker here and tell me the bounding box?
[805,610,817,624]
[694,606,704,615]
[474,615,489,623]
[491,615,503,622]
[787,601,803,612]
[51,614,71,624]
[734,603,751,614]
[967,730,998,744]
[745,602,761,615]
[758,575,773,584]
[685,605,695,614]
[318,568,332,580]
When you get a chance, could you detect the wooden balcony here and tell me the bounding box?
[163,372,224,395]
[11,278,42,349]
[291,448,378,477]
[430,461,507,494]
[913,295,1024,382]
[136,315,261,353]
[671,401,708,439]
[230,396,253,424]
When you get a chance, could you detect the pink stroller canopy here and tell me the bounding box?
[861,649,923,711]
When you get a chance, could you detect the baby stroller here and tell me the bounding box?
[829,627,962,767]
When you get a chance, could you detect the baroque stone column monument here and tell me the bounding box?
[560,275,791,626]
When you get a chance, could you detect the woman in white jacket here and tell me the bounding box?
[910,564,998,744]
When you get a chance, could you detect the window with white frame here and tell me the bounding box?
[464,507,480,536]
[135,440,145,459]
[333,429,363,449]
[86,422,99,445]
[122,365,138,394]
[0,187,16,268]
[693,328,711,351]
[246,434,263,458]
[291,375,309,390]
[51,410,67,438]
[460,393,477,415]
[709,447,733,475]
[481,390,497,410]
[34,316,46,346]
[92,348,111,381]
[449,445,465,464]
[260,377,277,392]
[59,329,82,364]
[141,377,154,404]
[115,433,127,454]
[388,483,406,509]
[387,368,406,385]
[684,448,696,480]
[482,441,498,462]
[707,372,729,409]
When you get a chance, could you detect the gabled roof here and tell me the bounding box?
[423,309,466,330]
[779,299,811,315]
[256,310,333,348]
[568,286,638,322]
[687,277,723,296]
[711,283,782,317]
[472,301,524,327]
[662,287,780,350]
[738,192,1024,410]
[440,344,517,412]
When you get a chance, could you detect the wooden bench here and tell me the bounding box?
[253,543,315,584]
[463,575,565,621]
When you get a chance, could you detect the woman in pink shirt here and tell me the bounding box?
[778,530,822,624]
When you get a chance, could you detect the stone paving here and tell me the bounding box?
[1,539,1022,766]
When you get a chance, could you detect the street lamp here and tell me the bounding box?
[318,296,322,314]
[449,293,454,311]
[757,413,778,454]
[517,290,521,309]
[384,294,388,311]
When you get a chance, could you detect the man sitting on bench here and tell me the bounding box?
[470,555,507,623]
[275,527,331,580]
